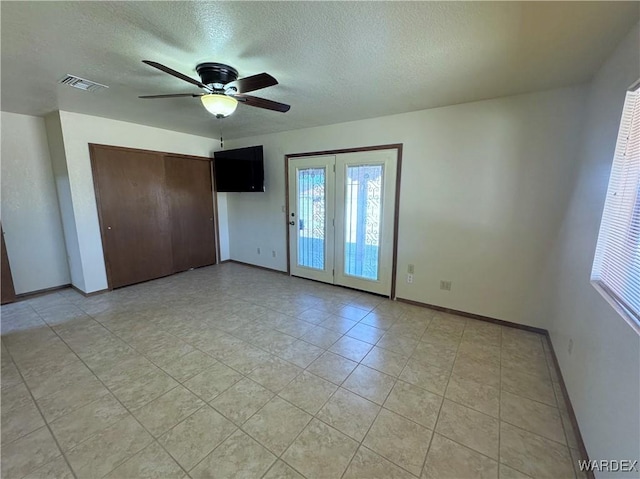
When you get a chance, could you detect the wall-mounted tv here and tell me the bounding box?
[214,146,264,192]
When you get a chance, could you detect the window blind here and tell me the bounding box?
[592,86,640,328]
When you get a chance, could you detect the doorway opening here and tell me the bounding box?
[285,145,402,298]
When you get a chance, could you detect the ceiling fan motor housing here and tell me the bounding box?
[140,59,290,112]
[196,63,238,89]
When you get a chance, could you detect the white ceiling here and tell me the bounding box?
[1,2,638,139]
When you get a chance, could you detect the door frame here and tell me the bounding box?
[89,143,220,290]
[284,144,403,299]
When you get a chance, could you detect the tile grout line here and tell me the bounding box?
[5,272,568,479]
[79,310,315,477]
[184,373,320,478]
[26,306,195,479]
[13,308,520,468]
[498,333,557,479]
[86,296,377,477]
[249,310,426,477]
[223,309,504,478]
[498,327,503,478]
[417,317,464,479]
[166,309,373,476]
[504,331,565,476]
[544,335,580,479]
[334,310,444,478]
[498,421,572,478]
[237,329,379,478]
[336,369,402,479]
[2,303,79,479]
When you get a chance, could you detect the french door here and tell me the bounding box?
[288,156,335,284]
[288,149,397,296]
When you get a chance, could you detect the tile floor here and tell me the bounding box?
[1,263,585,478]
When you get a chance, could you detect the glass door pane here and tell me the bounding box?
[334,150,397,296]
[344,165,383,280]
[297,168,326,270]
[288,155,335,285]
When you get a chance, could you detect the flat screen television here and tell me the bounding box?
[214,146,264,192]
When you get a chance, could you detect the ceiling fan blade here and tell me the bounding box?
[138,93,203,99]
[236,94,290,112]
[227,73,278,94]
[142,60,208,90]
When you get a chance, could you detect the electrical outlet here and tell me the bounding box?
[568,338,573,355]
[272,250,276,258]
[440,280,452,291]
[408,264,415,274]
[257,247,261,255]
[407,274,414,284]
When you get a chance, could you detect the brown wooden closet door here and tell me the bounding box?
[91,146,173,288]
[1,226,16,304]
[165,156,216,272]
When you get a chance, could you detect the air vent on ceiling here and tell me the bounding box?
[58,74,109,92]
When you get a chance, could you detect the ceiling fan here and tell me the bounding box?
[139,60,290,118]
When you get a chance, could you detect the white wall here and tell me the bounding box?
[226,86,587,327]
[543,25,640,475]
[217,193,230,261]
[45,112,85,291]
[54,111,223,293]
[1,112,70,294]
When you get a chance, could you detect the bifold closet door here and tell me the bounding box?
[165,155,216,272]
[91,146,173,289]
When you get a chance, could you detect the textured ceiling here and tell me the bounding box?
[1,2,638,139]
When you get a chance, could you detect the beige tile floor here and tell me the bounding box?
[1,263,585,479]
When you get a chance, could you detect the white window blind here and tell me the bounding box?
[592,85,640,330]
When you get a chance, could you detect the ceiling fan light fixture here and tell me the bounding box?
[201,93,238,118]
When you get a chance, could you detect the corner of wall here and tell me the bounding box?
[50,110,223,293]
[44,111,86,292]
[1,111,71,293]
[543,22,640,467]
[216,193,231,261]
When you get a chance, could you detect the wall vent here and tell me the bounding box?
[58,74,109,92]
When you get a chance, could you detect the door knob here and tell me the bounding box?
[289,221,295,226]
